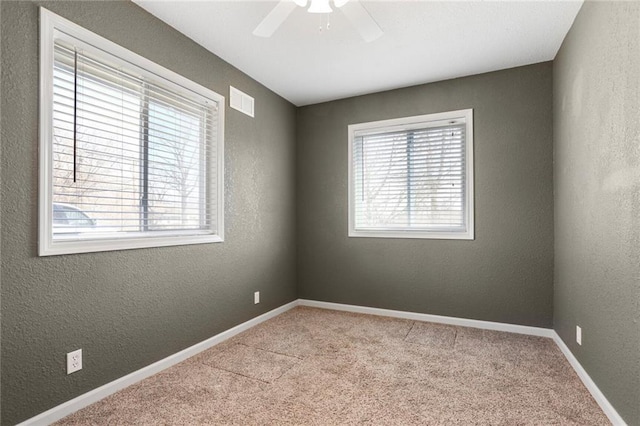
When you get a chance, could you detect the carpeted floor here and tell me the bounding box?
[56,307,609,425]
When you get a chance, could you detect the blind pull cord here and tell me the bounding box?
[73,49,78,183]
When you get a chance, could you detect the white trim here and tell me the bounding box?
[300,300,626,424]
[38,8,225,256]
[17,301,298,426]
[347,108,474,241]
[18,299,627,425]
[298,299,553,337]
[39,7,56,258]
[552,332,628,426]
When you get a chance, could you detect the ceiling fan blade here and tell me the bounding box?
[253,1,298,38]
[340,1,383,43]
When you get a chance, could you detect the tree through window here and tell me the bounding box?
[348,110,474,240]
[40,9,224,255]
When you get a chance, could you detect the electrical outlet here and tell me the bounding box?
[254,291,260,304]
[67,349,82,374]
[576,326,582,345]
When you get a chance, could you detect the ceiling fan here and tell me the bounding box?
[253,0,383,42]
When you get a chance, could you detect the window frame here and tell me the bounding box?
[39,8,225,256]
[348,109,474,240]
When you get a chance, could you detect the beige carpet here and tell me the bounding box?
[56,307,609,425]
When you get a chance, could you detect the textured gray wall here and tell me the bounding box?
[0,0,3,419]
[553,2,640,425]
[0,1,297,424]
[297,63,554,328]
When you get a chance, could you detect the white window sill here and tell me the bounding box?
[39,233,223,256]
[348,229,474,240]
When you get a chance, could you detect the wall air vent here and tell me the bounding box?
[229,86,255,117]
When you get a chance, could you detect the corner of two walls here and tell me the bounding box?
[1,1,297,424]
[3,0,638,424]
[0,0,3,420]
[296,62,555,329]
[295,6,640,422]
[552,2,640,425]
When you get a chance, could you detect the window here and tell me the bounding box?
[348,109,474,240]
[39,9,225,256]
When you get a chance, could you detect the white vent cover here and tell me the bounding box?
[229,86,254,117]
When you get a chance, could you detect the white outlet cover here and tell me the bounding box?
[67,349,83,374]
[254,291,260,304]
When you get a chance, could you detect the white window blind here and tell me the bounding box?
[40,9,225,255]
[349,110,474,240]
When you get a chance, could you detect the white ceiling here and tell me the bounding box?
[134,0,583,106]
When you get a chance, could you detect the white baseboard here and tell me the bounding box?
[552,332,627,426]
[18,300,299,426]
[19,298,627,426]
[298,299,555,338]
[300,299,626,425]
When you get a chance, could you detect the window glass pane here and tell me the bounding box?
[408,126,465,228]
[350,111,472,239]
[52,48,142,237]
[40,11,224,255]
[147,100,206,231]
[356,132,409,227]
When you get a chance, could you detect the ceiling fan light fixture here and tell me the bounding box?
[333,0,349,8]
[308,0,333,14]
[293,0,308,7]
